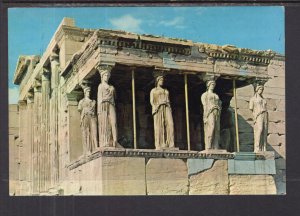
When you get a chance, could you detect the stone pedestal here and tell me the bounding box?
[146,158,188,195]
[66,156,146,195]
[189,160,229,195]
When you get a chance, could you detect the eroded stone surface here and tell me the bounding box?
[67,156,146,195]
[229,175,276,195]
[187,159,214,175]
[189,160,228,195]
[146,158,188,195]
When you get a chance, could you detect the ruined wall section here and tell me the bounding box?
[9,105,19,195]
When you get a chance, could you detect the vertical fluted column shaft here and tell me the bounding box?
[49,53,60,188]
[32,80,42,194]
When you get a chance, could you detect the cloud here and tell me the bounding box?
[110,15,143,33]
[9,87,19,104]
[159,17,186,29]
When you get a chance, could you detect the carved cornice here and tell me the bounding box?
[67,148,238,170]
[13,56,31,85]
[198,44,276,65]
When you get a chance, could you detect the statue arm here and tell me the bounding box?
[201,93,206,106]
[150,89,154,107]
[78,100,83,112]
[249,97,254,111]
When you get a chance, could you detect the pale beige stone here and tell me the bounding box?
[236,85,254,97]
[275,99,285,112]
[229,175,276,195]
[150,75,175,149]
[266,98,277,111]
[268,111,285,123]
[67,157,146,195]
[201,80,221,150]
[265,77,285,89]
[237,108,253,121]
[189,160,228,195]
[146,158,188,195]
[268,122,285,135]
[263,87,285,97]
[267,144,286,159]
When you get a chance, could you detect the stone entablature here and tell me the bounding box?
[66,148,274,170]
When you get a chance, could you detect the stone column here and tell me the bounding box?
[26,92,34,195]
[66,91,83,162]
[32,79,42,194]
[49,52,60,188]
[40,68,51,192]
[17,100,27,195]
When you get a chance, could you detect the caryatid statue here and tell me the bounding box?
[78,83,98,155]
[249,83,268,152]
[201,80,222,150]
[97,65,119,148]
[150,74,175,150]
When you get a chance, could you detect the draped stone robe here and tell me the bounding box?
[150,87,175,149]
[201,91,222,150]
[249,94,268,152]
[97,83,117,147]
[78,98,98,154]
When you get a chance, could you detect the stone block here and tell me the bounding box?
[268,64,285,76]
[266,98,277,111]
[237,108,253,121]
[234,152,256,160]
[189,160,229,195]
[229,175,277,194]
[265,77,285,89]
[268,122,285,135]
[263,87,285,97]
[67,156,146,195]
[275,99,285,112]
[236,85,254,97]
[268,111,285,123]
[228,159,276,175]
[231,99,249,109]
[267,145,285,159]
[267,134,285,146]
[146,158,188,195]
[187,159,214,175]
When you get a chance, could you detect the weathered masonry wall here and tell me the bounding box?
[64,155,276,195]
[9,105,19,195]
[232,57,285,194]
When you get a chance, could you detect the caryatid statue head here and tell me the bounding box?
[98,65,113,83]
[83,86,91,98]
[155,75,164,87]
[255,84,264,95]
[206,80,216,91]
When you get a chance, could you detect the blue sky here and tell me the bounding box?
[8,6,284,104]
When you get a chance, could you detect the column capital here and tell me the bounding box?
[152,67,170,78]
[26,92,34,104]
[65,90,83,106]
[41,67,51,81]
[250,77,269,91]
[50,52,59,62]
[95,63,115,74]
[18,100,27,107]
[33,79,42,92]
[198,72,220,83]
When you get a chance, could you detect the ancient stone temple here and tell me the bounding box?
[9,17,285,195]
